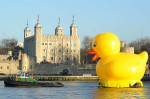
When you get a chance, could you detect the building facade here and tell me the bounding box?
[24,15,80,64]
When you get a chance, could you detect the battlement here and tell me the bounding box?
[0,55,10,60]
[43,34,47,38]
[50,35,54,37]
[63,35,70,39]
[47,35,50,37]
[0,59,19,63]
[42,34,72,39]
[42,34,59,38]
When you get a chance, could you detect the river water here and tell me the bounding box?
[0,81,150,99]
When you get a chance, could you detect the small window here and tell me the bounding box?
[67,57,68,60]
[43,49,45,52]
[51,57,53,60]
[74,44,76,46]
[42,43,44,45]
[59,50,61,52]
[67,50,68,52]
[59,57,61,60]
[49,43,52,45]
[67,44,68,46]
[59,44,61,46]
[7,66,9,69]
[43,56,46,61]
[30,65,32,69]
[45,43,47,45]
[0,66,2,69]
[51,49,53,51]
[74,50,76,52]
[74,58,76,60]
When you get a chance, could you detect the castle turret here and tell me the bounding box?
[55,18,63,36]
[24,20,31,38]
[21,53,29,72]
[70,15,77,36]
[34,15,42,63]
[24,20,31,54]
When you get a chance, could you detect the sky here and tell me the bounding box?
[0,0,150,47]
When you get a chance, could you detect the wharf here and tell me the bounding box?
[0,75,98,81]
[0,75,150,81]
[35,76,99,81]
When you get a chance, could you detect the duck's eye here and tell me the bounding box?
[93,42,96,47]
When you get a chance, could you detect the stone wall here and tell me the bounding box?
[0,55,10,60]
[32,63,96,76]
[121,47,134,54]
[0,59,19,74]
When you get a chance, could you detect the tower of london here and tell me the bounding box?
[24,15,80,64]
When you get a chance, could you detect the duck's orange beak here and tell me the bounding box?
[87,48,99,61]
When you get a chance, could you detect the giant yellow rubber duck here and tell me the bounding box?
[87,32,148,88]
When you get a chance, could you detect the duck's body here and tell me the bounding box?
[87,32,148,88]
[97,52,147,81]
[97,52,148,87]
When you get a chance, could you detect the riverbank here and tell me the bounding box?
[0,75,150,81]
[35,76,99,81]
[0,75,98,81]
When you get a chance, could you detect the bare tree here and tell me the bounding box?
[128,37,150,54]
[82,36,92,49]
[81,36,98,64]
[128,36,150,63]
[0,38,18,47]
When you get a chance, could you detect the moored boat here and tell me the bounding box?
[4,72,64,87]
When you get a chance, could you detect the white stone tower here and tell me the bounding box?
[55,18,63,36]
[70,15,77,36]
[21,53,29,72]
[70,15,80,64]
[24,20,31,38]
[35,15,42,63]
[24,20,31,54]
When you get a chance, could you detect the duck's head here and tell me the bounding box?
[87,32,120,61]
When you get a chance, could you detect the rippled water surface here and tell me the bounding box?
[0,81,150,99]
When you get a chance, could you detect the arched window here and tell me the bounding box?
[43,56,46,61]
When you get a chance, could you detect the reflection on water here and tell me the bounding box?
[1,81,150,99]
[94,87,148,99]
